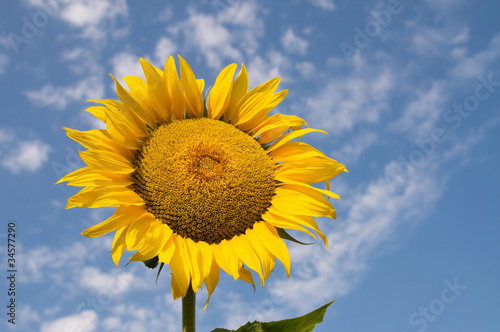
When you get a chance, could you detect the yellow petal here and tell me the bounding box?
[171,272,182,300]
[112,225,129,266]
[55,166,90,185]
[197,79,205,94]
[169,235,191,298]
[238,89,288,132]
[79,150,134,174]
[237,266,256,291]
[185,238,203,292]
[59,167,134,187]
[272,186,336,218]
[253,114,307,144]
[232,77,280,127]
[245,227,275,280]
[111,75,156,128]
[140,58,170,124]
[125,213,155,250]
[82,205,149,237]
[212,240,241,280]
[96,98,149,139]
[85,106,107,123]
[164,56,186,120]
[158,235,176,264]
[178,55,203,118]
[203,259,220,310]
[269,141,326,161]
[64,127,134,160]
[195,241,214,286]
[225,64,248,121]
[253,222,291,277]
[67,186,144,209]
[208,63,237,119]
[267,128,328,153]
[105,112,140,150]
[230,235,264,287]
[268,206,329,247]
[275,160,347,185]
[278,181,340,200]
[130,222,172,261]
[262,211,316,240]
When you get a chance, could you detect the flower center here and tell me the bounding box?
[132,118,276,244]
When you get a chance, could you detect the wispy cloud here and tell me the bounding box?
[40,310,98,332]
[0,129,51,174]
[26,76,105,110]
[300,59,394,135]
[308,0,336,11]
[26,47,105,110]
[281,28,309,55]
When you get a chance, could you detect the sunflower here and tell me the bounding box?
[57,56,346,307]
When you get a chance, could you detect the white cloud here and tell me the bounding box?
[26,47,105,110]
[59,0,128,40]
[155,6,173,22]
[451,27,470,44]
[101,297,181,332]
[26,75,105,110]
[302,65,393,134]
[332,130,378,164]
[391,81,448,138]
[309,0,336,10]
[412,25,470,58]
[24,0,128,40]
[169,9,242,69]
[281,28,309,55]
[168,3,264,69]
[41,310,98,332]
[424,0,467,14]
[18,305,41,325]
[155,37,177,64]
[214,156,449,323]
[79,266,134,295]
[219,291,286,330]
[295,61,316,79]
[265,164,444,314]
[110,52,145,84]
[451,32,500,79]
[19,238,110,283]
[1,139,51,174]
[246,51,290,88]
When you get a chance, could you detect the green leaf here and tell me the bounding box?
[142,255,159,269]
[276,228,313,246]
[211,300,334,332]
[155,262,165,284]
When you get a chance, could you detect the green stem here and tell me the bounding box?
[182,283,196,332]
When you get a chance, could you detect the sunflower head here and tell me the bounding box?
[57,55,347,307]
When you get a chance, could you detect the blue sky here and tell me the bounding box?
[1,0,500,331]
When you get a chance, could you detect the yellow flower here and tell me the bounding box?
[57,56,347,307]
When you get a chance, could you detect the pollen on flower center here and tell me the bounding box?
[132,117,276,244]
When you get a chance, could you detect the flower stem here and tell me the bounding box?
[182,283,196,332]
